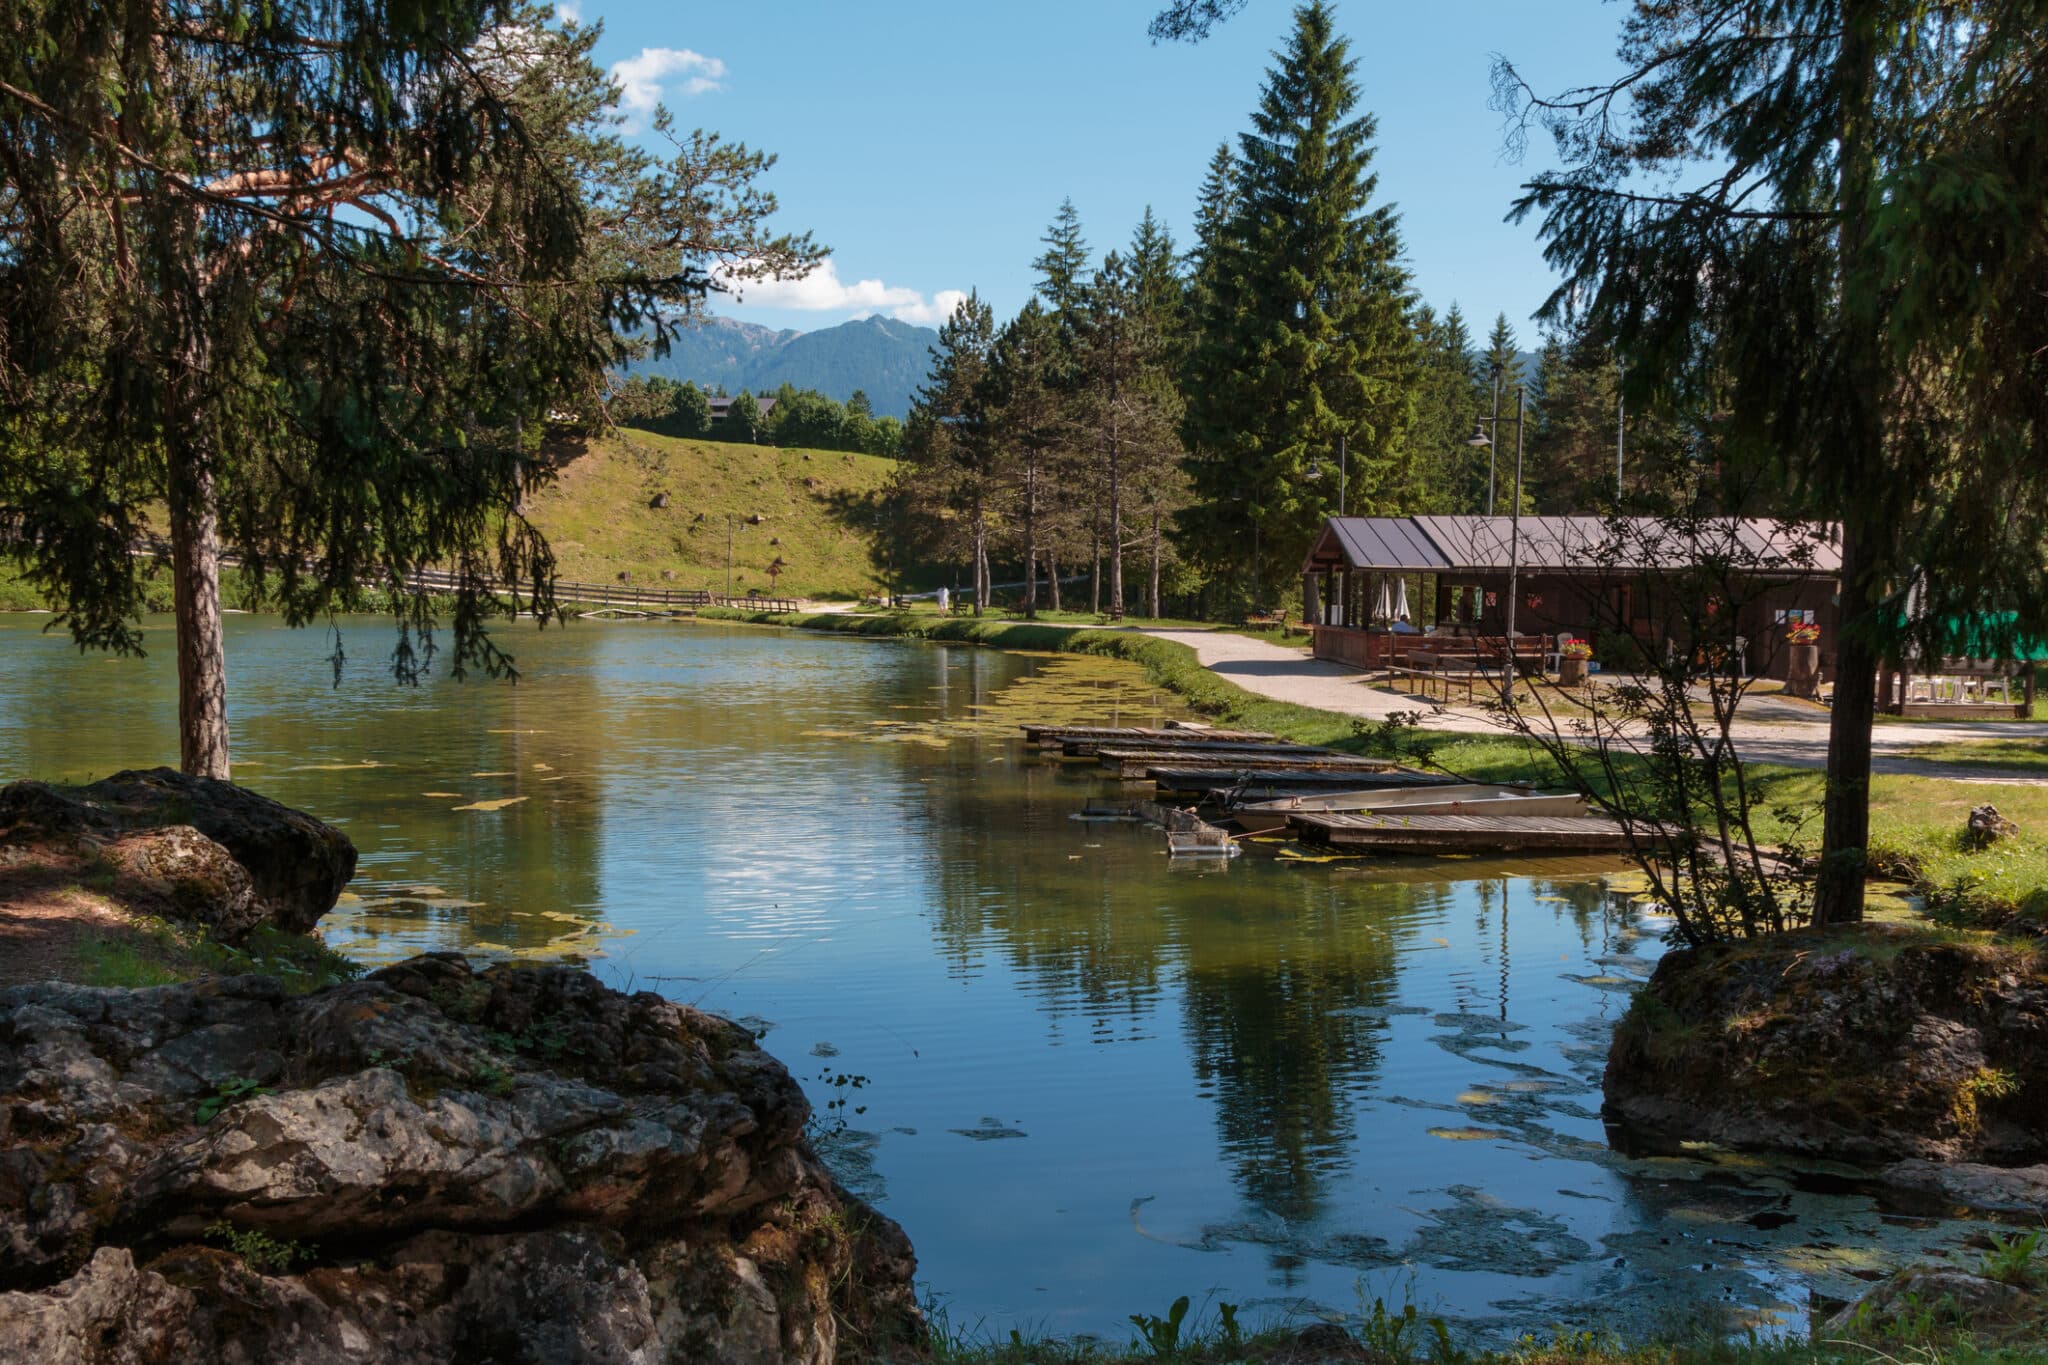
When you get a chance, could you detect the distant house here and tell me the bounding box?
[709,395,777,426]
[1299,514,1841,681]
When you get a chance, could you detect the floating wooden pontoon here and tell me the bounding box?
[1095,748,1398,780]
[1147,767,1460,799]
[1051,736,1334,760]
[1229,784,1587,834]
[1288,810,1635,855]
[1021,724,1274,749]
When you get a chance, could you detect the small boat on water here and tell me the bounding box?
[1227,783,1588,834]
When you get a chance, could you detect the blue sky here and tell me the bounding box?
[565,0,1626,341]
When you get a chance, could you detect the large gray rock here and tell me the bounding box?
[1880,1159,2048,1215]
[1604,924,2048,1168]
[0,767,356,935]
[0,956,919,1363]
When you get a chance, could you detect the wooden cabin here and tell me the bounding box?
[1299,515,1841,682]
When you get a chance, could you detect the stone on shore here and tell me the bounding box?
[0,954,919,1363]
[1604,924,2047,1170]
[0,766,356,937]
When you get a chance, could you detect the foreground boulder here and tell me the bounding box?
[0,955,919,1363]
[0,766,355,936]
[1605,924,2048,1169]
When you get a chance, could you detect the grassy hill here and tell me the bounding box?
[526,429,899,599]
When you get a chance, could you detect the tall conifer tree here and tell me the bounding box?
[1180,0,1417,605]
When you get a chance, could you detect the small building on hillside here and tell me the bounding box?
[709,395,778,426]
[1299,514,1841,681]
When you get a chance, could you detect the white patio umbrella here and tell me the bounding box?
[1392,576,1411,623]
[1373,575,1394,624]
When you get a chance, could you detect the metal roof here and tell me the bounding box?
[1304,516,1840,576]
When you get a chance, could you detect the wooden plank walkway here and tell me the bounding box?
[1053,736,1334,759]
[1147,767,1458,797]
[1289,811,1635,855]
[1096,748,1397,779]
[1021,724,1275,748]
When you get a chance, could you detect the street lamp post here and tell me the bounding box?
[1467,384,1528,679]
[1485,362,1503,515]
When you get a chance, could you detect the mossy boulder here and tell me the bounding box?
[1605,924,2048,1168]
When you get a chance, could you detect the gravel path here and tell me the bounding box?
[1122,627,2047,781]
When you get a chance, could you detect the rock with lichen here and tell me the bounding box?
[0,954,920,1363]
[0,767,356,937]
[1604,924,2048,1172]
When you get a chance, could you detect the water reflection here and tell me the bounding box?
[0,615,1997,1345]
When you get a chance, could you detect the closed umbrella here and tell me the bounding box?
[1393,576,1411,624]
[1373,575,1393,624]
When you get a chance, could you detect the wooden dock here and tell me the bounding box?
[1144,765,1447,798]
[1022,724,1274,749]
[1052,736,1335,760]
[1095,748,1402,780]
[1288,811,1636,855]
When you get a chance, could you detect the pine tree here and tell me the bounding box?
[980,302,1066,618]
[1180,0,1419,605]
[902,293,997,610]
[1077,247,1186,618]
[1401,304,1485,514]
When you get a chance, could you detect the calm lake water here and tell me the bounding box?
[0,613,1991,1345]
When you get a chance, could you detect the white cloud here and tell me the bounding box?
[714,260,968,326]
[611,47,725,129]
[554,0,581,22]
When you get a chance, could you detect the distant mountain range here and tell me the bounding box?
[625,314,939,419]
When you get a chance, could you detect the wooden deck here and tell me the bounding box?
[1052,737,1334,760]
[1289,811,1635,854]
[1021,724,1275,748]
[1095,748,1399,779]
[1146,767,1458,797]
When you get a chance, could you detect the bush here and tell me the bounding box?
[1594,629,1645,672]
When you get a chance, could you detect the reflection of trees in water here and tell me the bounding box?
[916,736,1460,1225]
[1181,877,1447,1229]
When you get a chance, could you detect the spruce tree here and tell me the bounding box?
[0,2,816,776]
[1032,199,1093,323]
[1180,0,1418,605]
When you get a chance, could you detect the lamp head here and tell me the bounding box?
[1465,424,1492,449]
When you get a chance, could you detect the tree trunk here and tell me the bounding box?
[1022,465,1038,619]
[1048,550,1062,612]
[1089,526,1100,616]
[169,434,231,780]
[1108,416,1124,620]
[971,493,986,617]
[1813,11,1885,928]
[1814,524,1876,925]
[1149,503,1162,619]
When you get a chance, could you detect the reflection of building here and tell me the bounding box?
[1300,515,1840,681]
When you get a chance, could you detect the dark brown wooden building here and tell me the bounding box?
[1300,515,1841,681]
